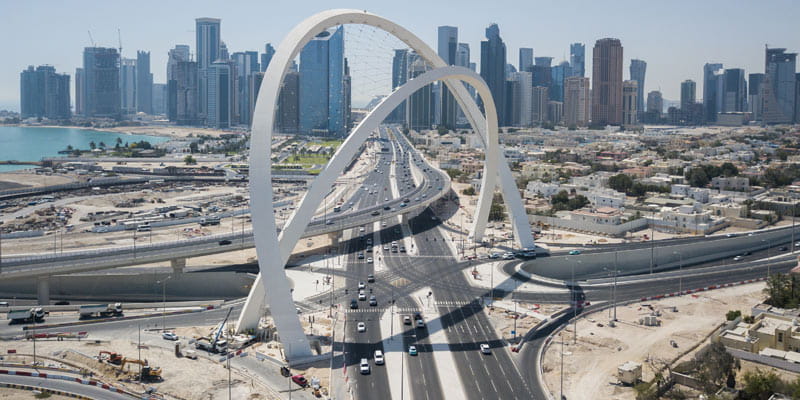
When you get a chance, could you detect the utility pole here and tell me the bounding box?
[650,209,655,274]
[560,338,564,400]
[227,351,232,400]
[613,251,618,321]
[158,276,172,331]
[138,324,142,379]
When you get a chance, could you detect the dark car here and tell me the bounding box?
[371,210,380,216]
[779,246,788,251]
[218,239,232,245]
[350,299,358,309]
[383,206,391,210]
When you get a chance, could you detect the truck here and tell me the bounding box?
[78,303,123,319]
[196,338,228,353]
[7,307,45,323]
[199,216,221,226]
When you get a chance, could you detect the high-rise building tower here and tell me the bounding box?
[532,57,552,88]
[591,38,623,126]
[763,47,797,124]
[509,71,532,126]
[629,59,646,116]
[82,47,120,119]
[74,68,84,116]
[390,49,410,123]
[563,76,590,127]
[645,90,663,123]
[519,48,533,73]
[152,83,167,115]
[20,65,70,120]
[570,43,585,77]
[531,86,549,124]
[622,80,638,126]
[119,58,137,115]
[196,17,221,124]
[261,43,276,72]
[455,43,472,126]
[748,73,764,120]
[136,51,153,114]
[299,26,346,136]
[480,23,507,125]
[408,53,434,130]
[437,26,458,129]
[166,45,193,123]
[550,61,570,102]
[276,71,300,133]
[232,51,259,125]
[703,63,724,122]
[207,60,231,128]
[680,80,696,113]
[722,68,747,112]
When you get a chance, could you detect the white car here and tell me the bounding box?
[162,332,178,341]
[358,281,366,290]
[367,257,373,263]
[374,350,384,365]
[357,322,366,332]
[359,227,366,232]
[416,319,425,328]
[480,343,491,354]
[359,358,370,374]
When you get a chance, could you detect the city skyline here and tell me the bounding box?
[2,0,799,111]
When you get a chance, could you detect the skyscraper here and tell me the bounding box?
[645,90,663,123]
[152,83,167,115]
[763,47,797,124]
[438,26,458,129]
[519,48,533,73]
[629,59,646,116]
[196,17,221,124]
[276,71,300,132]
[82,47,120,119]
[531,86,549,124]
[703,63,724,122]
[622,80,638,126]
[509,71,532,126]
[74,68,84,116]
[232,51,259,125]
[261,43,276,72]
[299,26,346,136]
[20,65,70,120]
[532,57,552,88]
[591,38,624,126]
[390,49,410,123]
[408,53,434,130]
[748,73,764,120]
[680,80,696,113]
[136,51,153,114]
[563,76,590,127]
[480,23,507,125]
[550,61,570,102]
[722,68,746,112]
[455,43,472,126]
[119,58,137,115]
[570,43,585,77]
[207,60,231,128]
[169,60,198,125]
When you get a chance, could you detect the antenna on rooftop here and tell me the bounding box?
[117,28,123,55]
[87,30,96,47]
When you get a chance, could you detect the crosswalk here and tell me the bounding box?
[343,301,483,313]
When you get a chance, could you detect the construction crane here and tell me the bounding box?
[212,307,233,349]
[117,28,122,55]
[87,30,95,47]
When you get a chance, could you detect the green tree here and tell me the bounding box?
[462,186,476,196]
[685,167,710,187]
[725,310,742,321]
[720,162,739,177]
[608,173,634,193]
[489,193,505,221]
[742,369,780,400]
[89,141,96,150]
[696,342,740,393]
[184,155,197,165]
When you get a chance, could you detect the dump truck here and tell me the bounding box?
[7,307,45,323]
[78,303,123,319]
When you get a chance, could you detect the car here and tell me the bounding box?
[371,210,380,216]
[360,358,370,374]
[325,220,334,225]
[162,332,178,341]
[400,203,407,207]
[357,322,366,332]
[780,246,789,251]
[358,281,366,289]
[403,316,412,325]
[384,198,388,202]
[416,319,425,328]
[431,216,439,221]
[366,247,373,253]
[384,244,390,250]
[366,238,373,245]
[408,346,417,356]
[569,250,581,255]
[502,252,515,260]
[414,197,420,201]
[391,247,398,253]
[733,256,743,261]
[382,221,387,227]
[359,291,367,301]
[383,206,391,210]
[367,274,375,283]
[374,350,384,365]
[367,257,373,263]
[369,296,378,306]
[480,344,491,354]
[350,299,358,309]
[359,227,366,232]
[358,253,365,259]
[399,246,406,253]
[291,375,308,387]
[488,253,500,259]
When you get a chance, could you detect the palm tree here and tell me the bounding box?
[98,141,106,149]
[89,141,96,150]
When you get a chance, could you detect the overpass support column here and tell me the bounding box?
[170,258,186,274]
[37,276,50,305]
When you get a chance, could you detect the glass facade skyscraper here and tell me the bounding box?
[591,38,624,126]
[438,26,458,129]
[570,43,585,77]
[20,65,71,120]
[629,59,646,116]
[763,47,797,124]
[299,26,345,136]
[703,63,723,122]
[480,23,507,126]
[82,47,121,118]
[196,18,221,124]
[519,48,533,73]
[136,51,153,114]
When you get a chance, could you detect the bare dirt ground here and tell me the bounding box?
[542,282,766,400]
[0,389,73,399]
[0,171,74,189]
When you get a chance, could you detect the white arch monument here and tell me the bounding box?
[240,9,535,361]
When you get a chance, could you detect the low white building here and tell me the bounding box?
[653,203,727,234]
[525,180,562,198]
[579,187,626,208]
[571,171,614,189]
[711,176,749,191]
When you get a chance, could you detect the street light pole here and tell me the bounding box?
[157,276,172,332]
[650,210,655,274]
[674,251,683,294]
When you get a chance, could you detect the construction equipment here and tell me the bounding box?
[197,308,232,354]
[7,307,45,323]
[79,303,123,319]
[119,357,162,381]
[98,351,123,365]
[87,30,95,47]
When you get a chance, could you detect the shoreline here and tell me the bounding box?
[1,124,242,139]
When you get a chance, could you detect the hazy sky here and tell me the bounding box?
[1,0,798,111]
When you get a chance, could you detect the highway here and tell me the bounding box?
[0,373,134,399]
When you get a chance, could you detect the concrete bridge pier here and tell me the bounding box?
[170,258,186,274]
[36,276,50,305]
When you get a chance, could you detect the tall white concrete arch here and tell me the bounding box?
[240,9,534,361]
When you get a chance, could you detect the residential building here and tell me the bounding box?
[531,86,549,124]
[748,73,765,120]
[480,23,507,125]
[260,43,275,72]
[81,47,120,118]
[711,176,750,191]
[169,60,199,125]
[456,43,472,126]
[299,26,346,136]
[207,61,231,128]
[19,65,70,120]
[723,68,747,112]
[519,47,533,73]
[248,72,263,125]
[703,63,724,122]
[548,101,563,125]
[196,17,221,124]
[119,58,137,115]
[629,59,646,116]
[509,72,532,126]
[591,38,624,126]
[136,51,152,114]
[438,26,458,129]
[525,180,561,198]
[654,203,722,235]
[763,47,797,124]
[680,80,696,122]
[622,80,638,127]
[74,68,84,116]
[563,76,590,127]
[570,43,585,77]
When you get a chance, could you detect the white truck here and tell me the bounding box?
[199,216,221,226]
[78,303,123,319]
[195,338,228,353]
[7,307,45,323]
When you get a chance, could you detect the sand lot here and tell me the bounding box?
[542,282,766,400]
